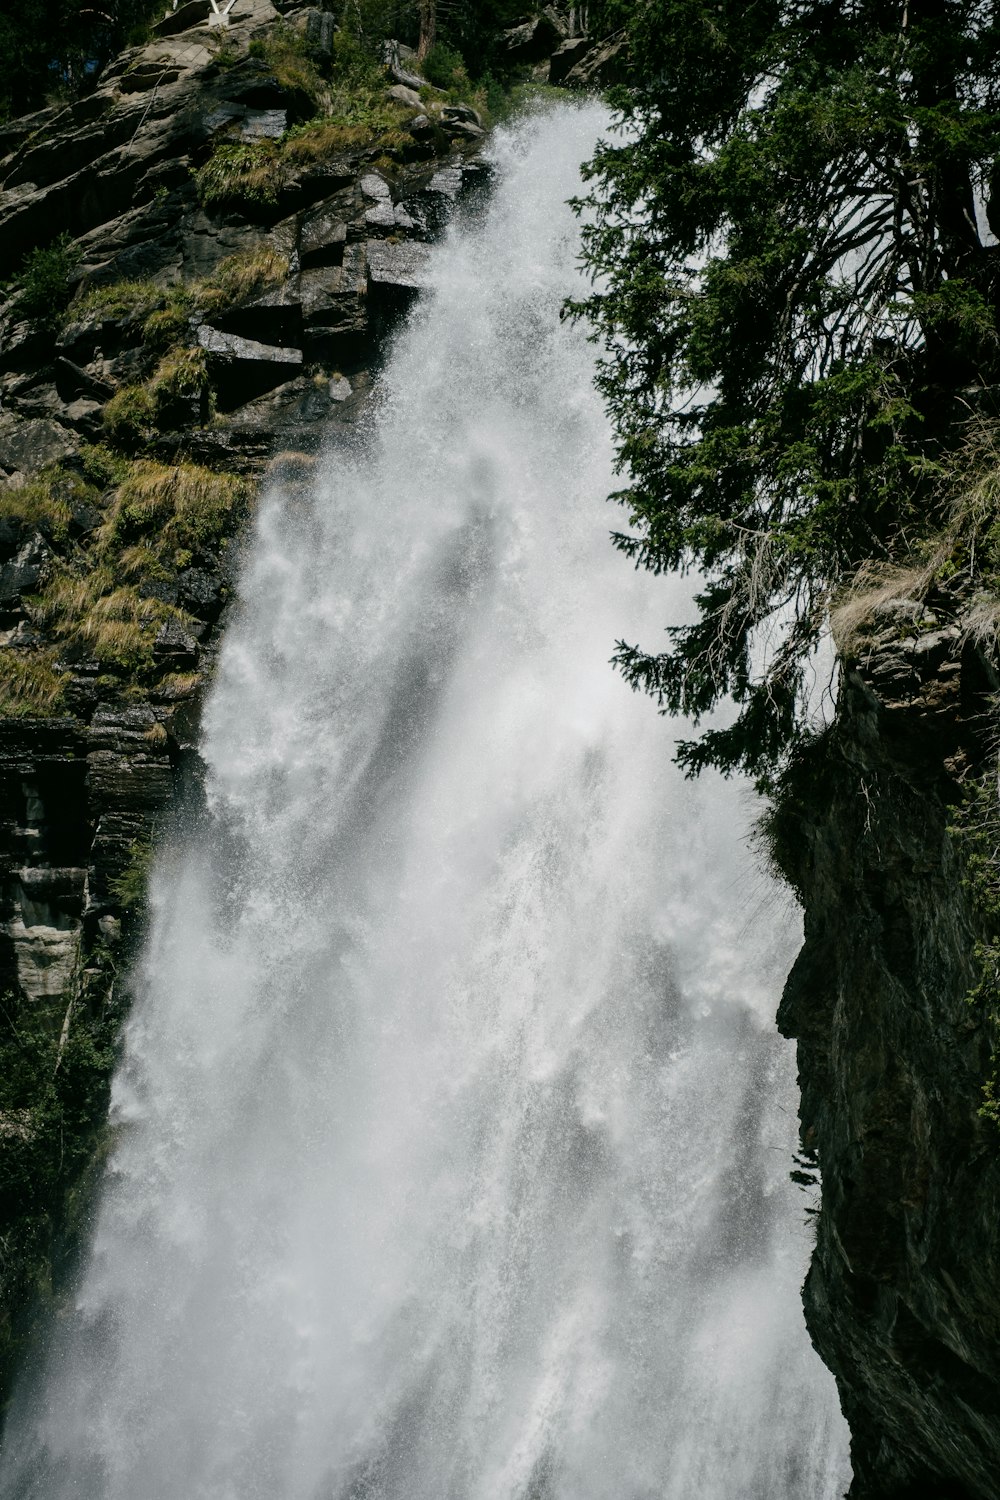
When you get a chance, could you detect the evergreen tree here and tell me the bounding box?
[573,0,1000,782]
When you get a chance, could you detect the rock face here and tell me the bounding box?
[0,0,492,1417]
[775,594,1000,1498]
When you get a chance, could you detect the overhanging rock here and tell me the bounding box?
[196,323,303,407]
[366,241,432,337]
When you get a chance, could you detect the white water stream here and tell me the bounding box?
[2,103,850,1499]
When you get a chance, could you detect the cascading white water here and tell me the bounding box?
[1,103,851,1500]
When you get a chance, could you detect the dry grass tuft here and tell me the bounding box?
[0,648,68,717]
[0,471,79,542]
[197,248,290,315]
[830,562,934,655]
[100,460,249,555]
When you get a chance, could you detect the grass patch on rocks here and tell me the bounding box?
[0,649,68,718]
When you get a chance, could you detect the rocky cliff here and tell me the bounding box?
[773,580,1000,1498]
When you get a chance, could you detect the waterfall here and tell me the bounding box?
[1,102,851,1500]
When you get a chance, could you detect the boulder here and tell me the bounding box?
[153,0,210,36]
[501,11,565,63]
[0,536,51,606]
[365,200,397,230]
[440,117,485,142]
[0,418,77,476]
[366,240,430,292]
[301,9,336,56]
[549,37,593,85]
[153,618,200,666]
[240,108,287,140]
[562,30,630,88]
[441,103,482,127]
[360,172,391,201]
[386,84,423,109]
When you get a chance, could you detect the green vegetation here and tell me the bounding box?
[102,384,156,450]
[13,235,80,330]
[100,459,249,556]
[195,139,283,209]
[249,22,326,107]
[0,454,244,714]
[422,41,468,91]
[573,0,1000,787]
[196,246,289,314]
[949,776,1000,1126]
[72,278,164,324]
[0,972,123,1401]
[148,345,211,426]
[110,838,155,910]
[0,467,81,543]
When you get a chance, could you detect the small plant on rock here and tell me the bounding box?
[196,247,290,314]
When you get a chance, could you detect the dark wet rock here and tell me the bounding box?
[0,535,50,606]
[561,29,630,87]
[197,324,303,405]
[440,117,485,143]
[365,239,431,292]
[549,37,594,84]
[501,10,566,63]
[302,9,336,56]
[442,103,483,128]
[300,203,348,269]
[154,619,200,666]
[0,418,77,477]
[405,114,447,156]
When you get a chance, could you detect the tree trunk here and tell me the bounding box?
[417,0,435,61]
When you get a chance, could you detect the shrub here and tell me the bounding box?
[15,235,79,329]
[110,838,154,910]
[423,42,467,91]
[79,444,130,489]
